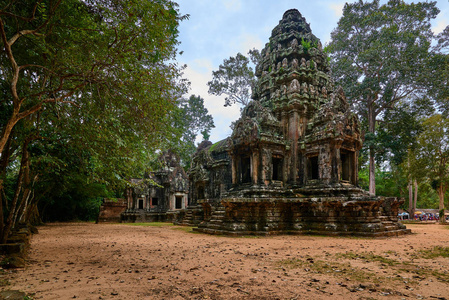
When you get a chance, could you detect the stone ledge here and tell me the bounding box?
[193,227,411,238]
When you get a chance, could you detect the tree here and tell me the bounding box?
[430,26,449,115]
[409,114,449,223]
[207,49,260,108]
[376,98,433,215]
[327,0,439,195]
[0,0,188,241]
[0,0,188,154]
[171,94,214,168]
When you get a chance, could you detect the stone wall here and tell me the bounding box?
[97,198,127,223]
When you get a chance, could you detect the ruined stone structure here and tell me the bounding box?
[185,9,409,236]
[97,198,127,223]
[121,151,189,222]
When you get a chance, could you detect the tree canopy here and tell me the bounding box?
[169,94,215,168]
[327,0,440,195]
[408,114,449,222]
[0,0,189,240]
[207,49,260,108]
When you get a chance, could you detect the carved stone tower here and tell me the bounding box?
[185,9,410,237]
[229,9,362,192]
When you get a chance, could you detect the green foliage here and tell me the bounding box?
[429,26,449,114]
[207,49,260,108]
[337,251,399,266]
[0,0,190,228]
[376,99,430,166]
[358,167,405,198]
[407,114,449,213]
[409,115,449,184]
[328,0,440,194]
[418,246,449,259]
[301,38,312,53]
[414,181,439,209]
[167,95,214,169]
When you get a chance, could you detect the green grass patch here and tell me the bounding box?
[398,264,449,283]
[401,220,437,225]
[0,268,11,287]
[276,257,383,284]
[336,251,399,266]
[418,246,449,259]
[120,222,175,227]
[171,226,196,233]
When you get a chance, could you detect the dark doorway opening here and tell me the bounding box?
[175,196,183,209]
[241,156,251,183]
[272,156,283,181]
[197,186,205,199]
[138,199,144,210]
[341,151,354,182]
[341,153,350,181]
[152,197,158,206]
[309,156,319,180]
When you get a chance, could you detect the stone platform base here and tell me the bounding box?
[193,196,410,237]
[121,211,169,223]
[194,227,411,237]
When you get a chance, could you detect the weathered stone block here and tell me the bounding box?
[0,243,24,255]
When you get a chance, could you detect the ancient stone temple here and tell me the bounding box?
[184,9,409,236]
[121,151,189,222]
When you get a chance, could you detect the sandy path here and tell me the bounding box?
[2,222,449,299]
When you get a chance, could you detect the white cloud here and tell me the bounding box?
[329,2,345,18]
[433,19,448,35]
[223,0,242,12]
[238,33,264,53]
[182,59,241,143]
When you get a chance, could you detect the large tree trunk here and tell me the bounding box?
[438,183,445,224]
[413,179,418,215]
[408,180,413,218]
[0,115,20,158]
[0,133,14,239]
[368,103,376,195]
[25,202,42,226]
[1,140,30,243]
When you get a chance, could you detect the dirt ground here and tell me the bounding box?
[1,222,449,300]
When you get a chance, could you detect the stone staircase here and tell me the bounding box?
[196,205,226,233]
[379,216,411,236]
[174,205,204,226]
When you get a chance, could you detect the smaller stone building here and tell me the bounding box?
[121,151,189,222]
[97,198,127,223]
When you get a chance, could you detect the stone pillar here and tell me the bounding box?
[126,189,132,209]
[353,150,359,186]
[252,150,259,185]
[288,109,300,184]
[261,149,270,186]
[297,150,305,185]
[280,111,288,138]
[298,113,307,138]
[231,154,237,185]
[319,144,332,184]
[333,141,342,183]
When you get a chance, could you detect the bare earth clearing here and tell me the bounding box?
[2,222,449,300]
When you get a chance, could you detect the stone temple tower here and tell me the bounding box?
[181,9,410,237]
[231,8,363,189]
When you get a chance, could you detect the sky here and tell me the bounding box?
[176,0,449,144]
